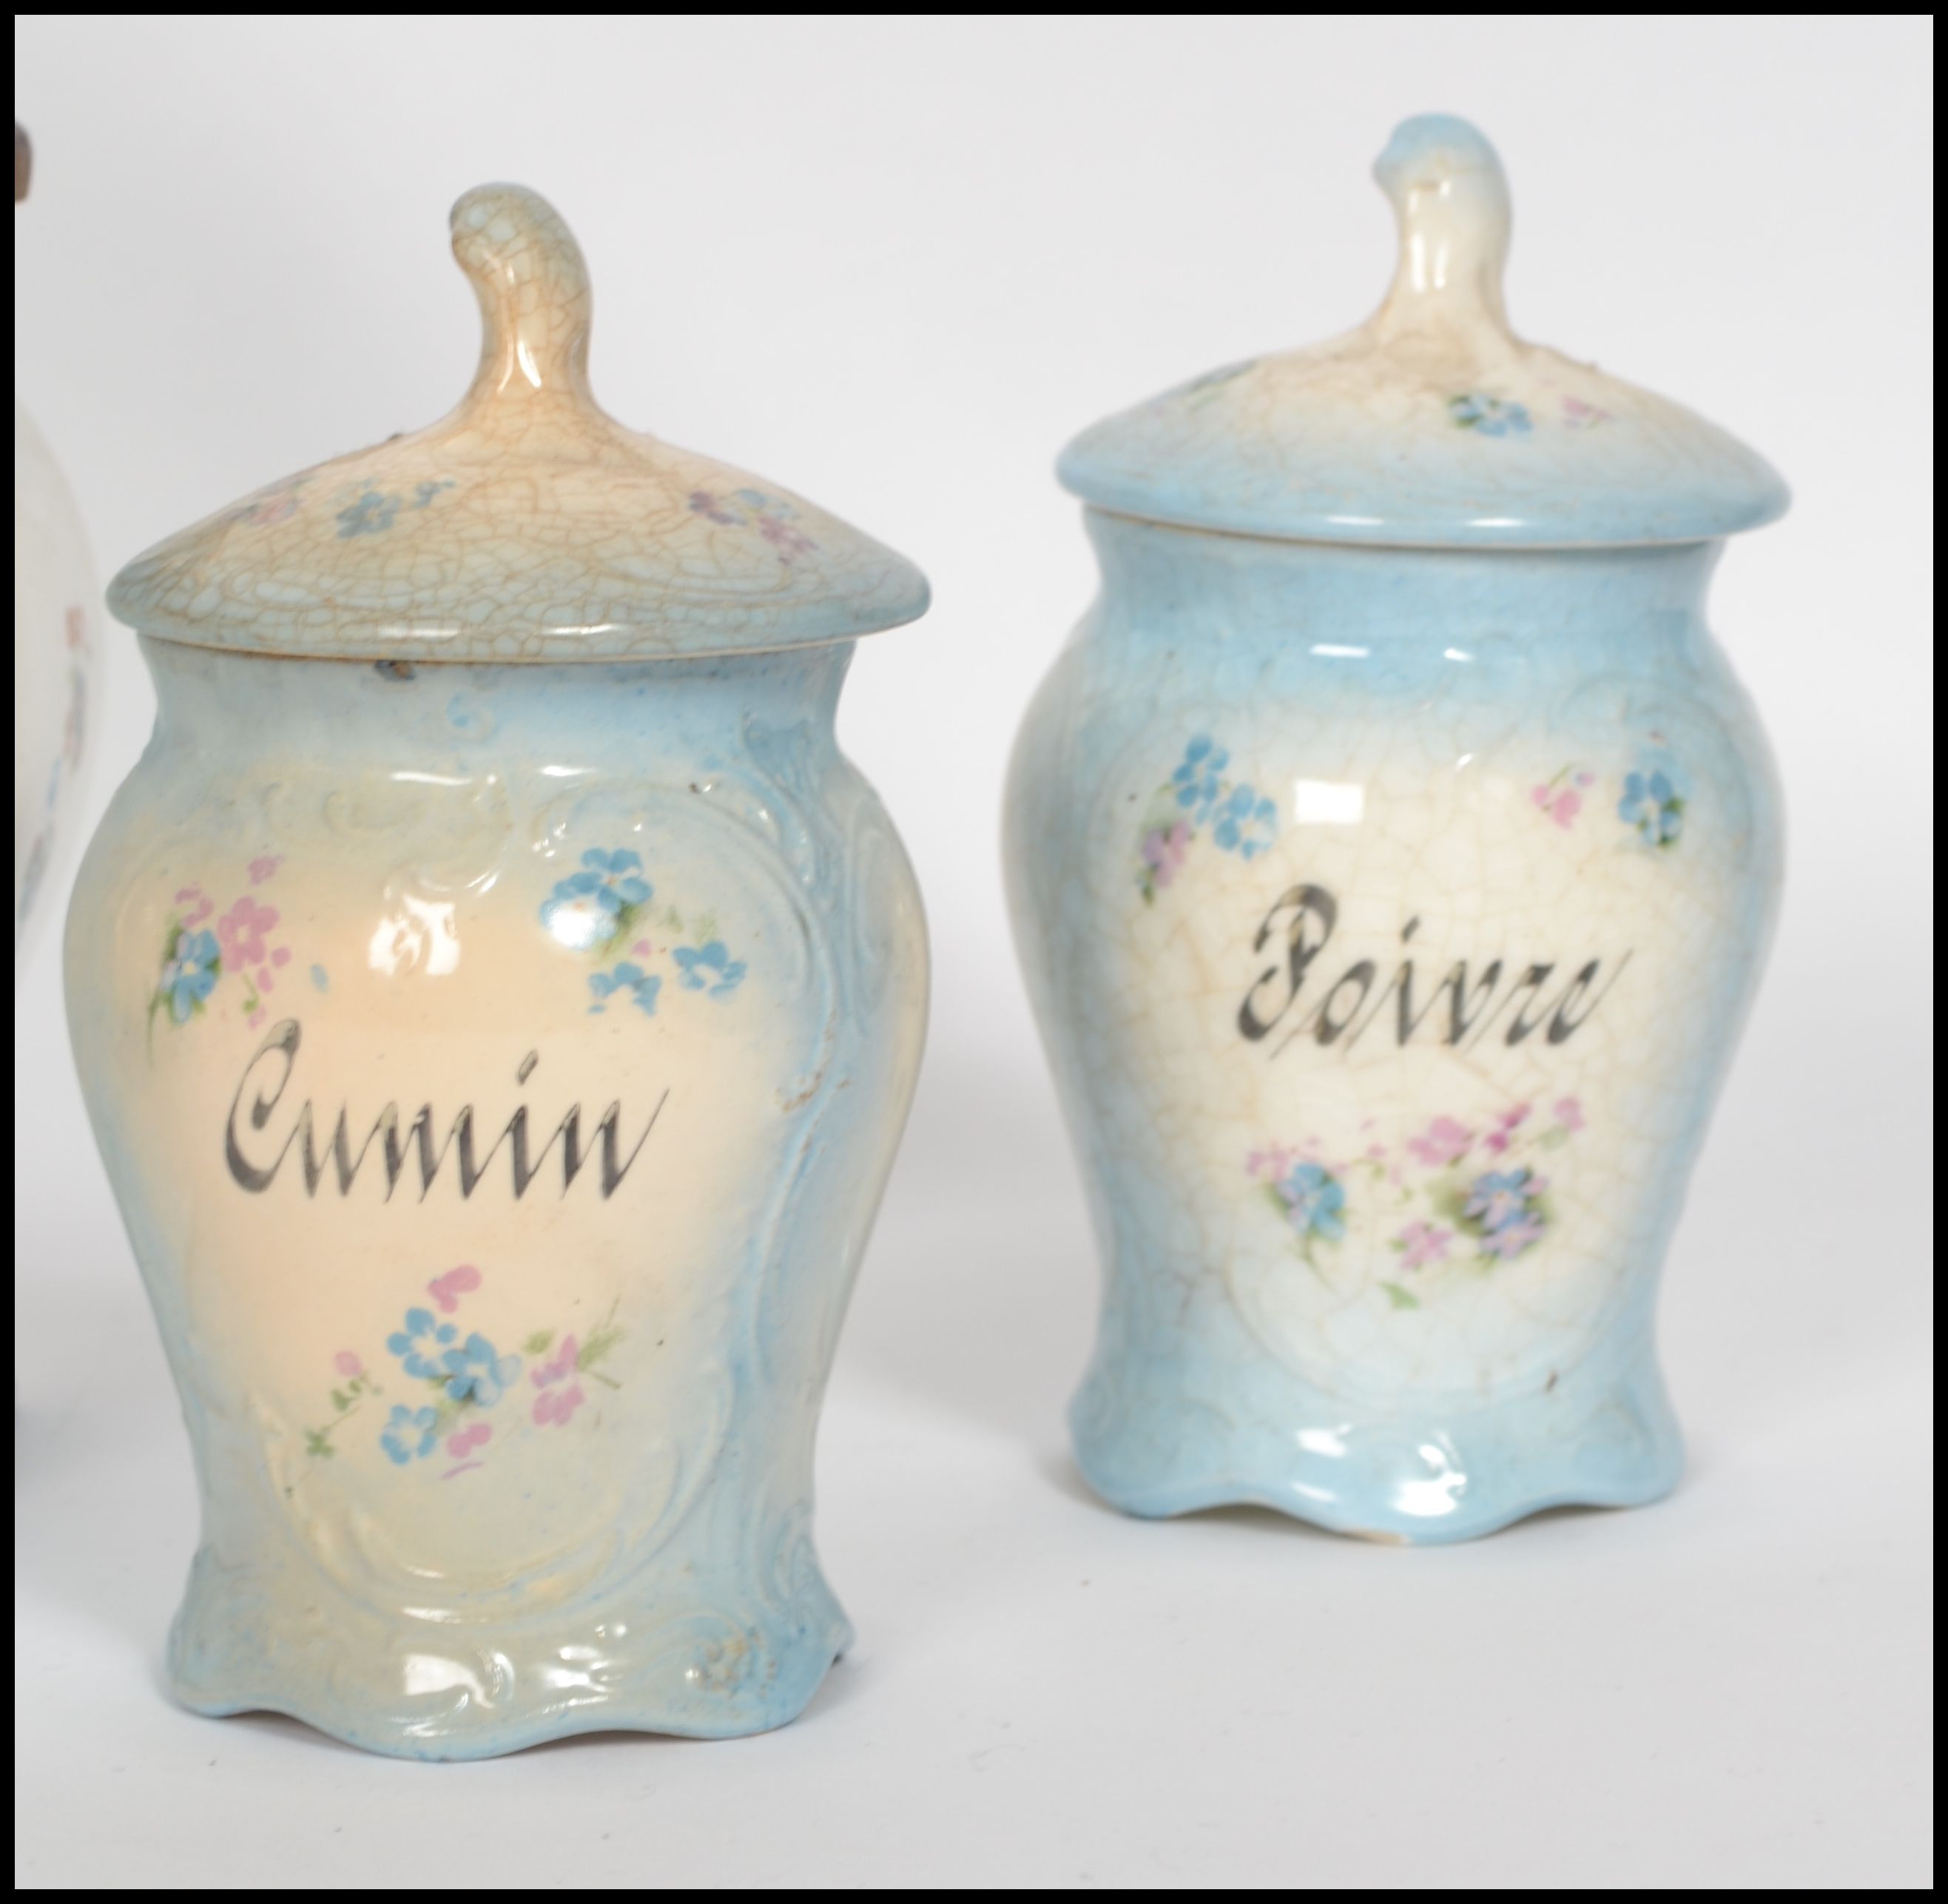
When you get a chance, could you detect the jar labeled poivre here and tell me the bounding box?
[1005,118,1786,1541]
[67,186,928,1755]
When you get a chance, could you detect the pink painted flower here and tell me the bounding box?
[446,1422,492,1458]
[1483,1103,1532,1155]
[632,939,654,956]
[427,1264,482,1314]
[174,885,214,929]
[333,1351,363,1379]
[1560,395,1613,430]
[1245,1144,1298,1183]
[246,1007,266,1028]
[1396,1220,1452,1269]
[1141,820,1191,891]
[216,896,279,968]
[533,1382,586,1428]
[1554,1096,1585,1134]
[248,855,283,885]
[532,1335,580,1388]
[1407,1116,1473,1168]
[757,513,817,560]
[1481,1216,1546,1259]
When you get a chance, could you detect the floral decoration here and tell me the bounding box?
[1531,766,1594,829]
[1560,395,1613,430]
[1247,1147,1347,1270]
[1619,759,1687,849]
[1448,393,1532,436]
[149,859,297,1037]
[540,847,750,1016]
[687,487,817,561]
[335,478,455,539]
[1136,737,1279,902]
[1247,1096,1587,1309]
[301,1269,625,1482]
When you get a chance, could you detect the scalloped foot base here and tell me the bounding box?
[164,1548,854,1760]
[1070,1346,1684,1545]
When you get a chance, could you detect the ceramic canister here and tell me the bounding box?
[16,124,100,971]
[1005,117,1787,1542]
[66,186,930,1755]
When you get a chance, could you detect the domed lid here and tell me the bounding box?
[109,185,928,659]
[1059,115,1787,548]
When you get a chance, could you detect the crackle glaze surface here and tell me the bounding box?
[68,184,928,1755]
[109,186,927,658]
[1061,116,1787,547]
[1007,118,1785,1542]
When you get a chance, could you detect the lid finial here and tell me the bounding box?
[450,183,594,408]
[1372,114,1511,336]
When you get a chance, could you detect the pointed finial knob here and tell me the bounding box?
[450,183,593,405]
[1372,115,1512,336]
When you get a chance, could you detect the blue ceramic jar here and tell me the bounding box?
[66,186,929,1754]
[1005,118,1787,1541]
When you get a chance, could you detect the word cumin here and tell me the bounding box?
[225,1022,662,1200]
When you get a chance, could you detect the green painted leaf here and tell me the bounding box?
[522,1330,555,1356]
[330,1388,348,1411]
[1380,1280,1420,1311]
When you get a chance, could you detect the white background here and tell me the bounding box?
[14,16,1933,1889]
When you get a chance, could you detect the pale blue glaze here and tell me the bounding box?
[67,641,928,1754]
[1060,115,1789,548]
[1005,513,1783,1540]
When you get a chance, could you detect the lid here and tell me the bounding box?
[1059,115,1787,549]
[109,185,928,659]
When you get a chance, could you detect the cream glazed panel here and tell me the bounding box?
[1101,686,1752,1408]
[107,796,809,1598]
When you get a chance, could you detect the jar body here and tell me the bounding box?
[67,639,926,1755]
[1005,513,1781,1542]
[16,398,97,967]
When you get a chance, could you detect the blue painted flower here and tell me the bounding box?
[156,928,221,1024]
[540,848,653,951]
[1618,767,1685,848]
[1448,393,1532,436]
[673,940,747,997]
[440,1332,522,1408]
[1465,1169,1534,1235]
[588,961,663,1016]
[385,1306,457,1380]
[380,1404,441,1465]
[1463,1167,1548,1260]
[1170,735,1229,824]
[1212,783,1279,860]
[1278,1160,1347,1243]
[336,489,400,537]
